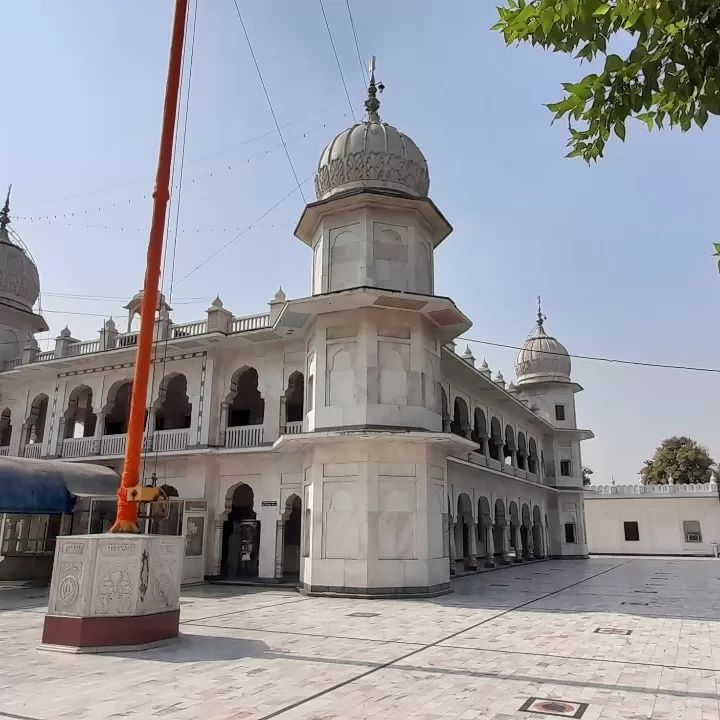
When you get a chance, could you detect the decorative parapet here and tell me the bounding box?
[587,483,719,497]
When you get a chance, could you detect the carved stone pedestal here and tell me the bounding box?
[41,534,183,653]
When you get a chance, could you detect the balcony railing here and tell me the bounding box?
[170,320,207,339]
[284,421,303,435]
[67,340,100,356]
[36,350,55,362]
[0,446,9,456]
[3,358,21,370]
[229,313,271,333]
[152,428,191,452]
[62,436,96,458]
[100,433,127,456]
[226,424,264,448]
[116,332,139,349]
[23,443,42,459]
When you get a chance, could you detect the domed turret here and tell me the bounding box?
[0,186,41,315]
[515,298,571,386]
[314,60,429,201]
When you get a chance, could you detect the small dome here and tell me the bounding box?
[0,188,41,314]
[515,319,571,385]
[314,66,429,201]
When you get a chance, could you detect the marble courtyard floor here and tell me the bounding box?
[2,557,720,720]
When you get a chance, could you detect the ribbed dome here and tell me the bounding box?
[0,190,41,314]
[515,321,571,386]
[314,67,429,201]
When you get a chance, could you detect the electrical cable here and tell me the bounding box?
[144,0,199,483]
[345,0,368,86]
[21,96,358,209]
[231,0,307,203]
[170,170,314,289]
[318,0,356,123]
[460,336,720,374]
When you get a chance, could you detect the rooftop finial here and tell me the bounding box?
[0,184,12,232]
[536,294,546,327]
[364,56,384,123]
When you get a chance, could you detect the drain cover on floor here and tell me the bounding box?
[347,612,380,618]
[594,627,632,636]
[622,601,650,606]
[489,583,509,587]
[635,590,657,594]
[519,698,588,718]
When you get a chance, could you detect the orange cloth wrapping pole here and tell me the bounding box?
[110,0,189,533]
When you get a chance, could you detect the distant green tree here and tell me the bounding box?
[639,436,714,484]
[493,0,720,162]
[582,466,594,486]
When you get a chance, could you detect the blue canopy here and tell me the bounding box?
[0,457,120,514]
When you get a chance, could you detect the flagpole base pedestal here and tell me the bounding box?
[41,534,183,653]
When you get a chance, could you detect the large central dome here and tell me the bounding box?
[515,306,572,386]
[314,69,429,201]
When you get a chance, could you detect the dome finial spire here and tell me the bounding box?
[536,294,545,328]
[364,56,384,123]
[0,184,12,232]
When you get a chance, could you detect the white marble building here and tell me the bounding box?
[0,73,593,596]
[585,483,720,556]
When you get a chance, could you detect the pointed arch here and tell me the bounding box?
[227,366,264,427]
[489,416,503,461]
[450,397,470,438]
[154,373,192,430]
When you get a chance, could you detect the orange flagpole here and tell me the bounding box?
[110,0,189,533]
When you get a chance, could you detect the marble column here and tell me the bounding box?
[212,519,224,576]
[485,523,495,568]
[448,518,457,575]
[525,525,535,559]
[143,409,157,452]
[92,411,105,454]
[513,524,523,562]
[218,402,230,446]
[468,522,478,570]
[274,518,285,580]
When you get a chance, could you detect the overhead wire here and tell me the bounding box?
[145,0,199,483]
[21,95,359,209]
[460,336,720,374]
[318,0,356,123]
[345,0,368,86]
[170,170,314,289]
[13,115,349,225]
[231,0,307,203]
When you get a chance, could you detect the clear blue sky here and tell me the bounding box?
[2,0,719,484]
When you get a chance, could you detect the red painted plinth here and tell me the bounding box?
[42,609,180,649]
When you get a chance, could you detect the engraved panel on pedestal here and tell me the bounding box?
[50,540,88,615]
[145,536,183,615]
[90,539,141,616]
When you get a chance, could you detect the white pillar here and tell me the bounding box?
[212,519,224,576]
[448,518,457,575]
[468,522,478,570]
[513,524,522,562]
[485,523,495,567]
[274,519,285,579]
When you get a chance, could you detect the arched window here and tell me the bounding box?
[284,371,304,423]
[528,438,538,474]
[450,397,469,438]
[503,425,516,465]
[517,432,527,470]
[62,385,96,439]
[25,394,49,444]
[489,417,503,461]
[228,367,264,427]
[0,408,12,448]
[155,374,192,430]
[104,380,133,435]
[471,408,487,454]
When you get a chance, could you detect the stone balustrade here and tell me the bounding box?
[588,483,718,495]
